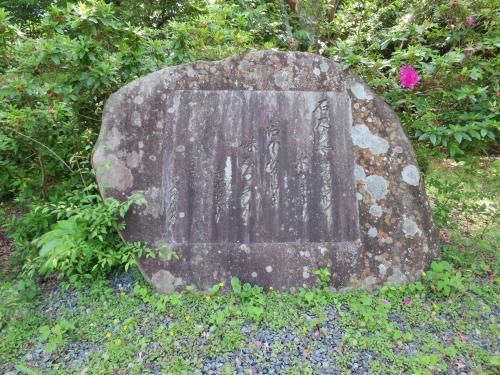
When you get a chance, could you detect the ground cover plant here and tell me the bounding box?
[0,0,499,373]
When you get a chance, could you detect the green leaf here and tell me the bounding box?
[39,238,63,257]
[39,325,50,341]
[230,277,241,295]
[45,340,57,355]
[430,134,437,145]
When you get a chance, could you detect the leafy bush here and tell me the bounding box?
[0,1,165,201]
[29,184,152,278]
[164,1,285,64]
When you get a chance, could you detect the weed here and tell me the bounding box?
[425,261,465,297]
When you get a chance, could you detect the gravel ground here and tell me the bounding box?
[1,271,498,374]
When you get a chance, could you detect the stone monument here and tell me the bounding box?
[93,50,439,293]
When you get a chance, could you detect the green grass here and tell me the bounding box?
[1,158,499,374]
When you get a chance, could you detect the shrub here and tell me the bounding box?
[29,184,152,278]
[0,1,164,201]
[322,0,499,158]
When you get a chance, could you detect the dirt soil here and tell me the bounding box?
[0,230,15,276]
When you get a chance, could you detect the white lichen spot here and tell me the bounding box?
[378,263,387,277]
[224,156,232,190]
[179,212,185,218]
[423,240,429,253]
[132,111,141,127]
[393,146,403,154]
[303,271,310,279]
[369,204,383,217]
[364,175,389,201]
[401,165,420,186]
[351,124,389,155]
[350,82,373,100]
[403,216,421,237]
[239,60,250,70]
[167,94,180,114]
[143,187,162,218]
[251,272,258,278]
[313,67,321,76]
[354,164,366,181]
[319,63,329,72]
[149,155,156,162]
[186,66,196,77]
[176,145,185,153]
[356,193,363,201]
[126,150,140,169]
[265,265,273,273]
[368,227,378,237]
[133,96,144,105]
[239,244,250,254]
[319,246,327,255]
[105,127,122,151]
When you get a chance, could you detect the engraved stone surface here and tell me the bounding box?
[93,50,439,293]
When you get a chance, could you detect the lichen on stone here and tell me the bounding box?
[402,164,420,186]
[364,175,389,201]
[351,124,389,155]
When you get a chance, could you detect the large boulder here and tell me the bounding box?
[93,50,439,293]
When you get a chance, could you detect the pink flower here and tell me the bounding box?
[400,65,420,90]
[467,16,475,27]
[463,49,472,56]
[404,298,412,305]
[382,299,391,305]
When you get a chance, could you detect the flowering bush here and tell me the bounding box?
[323,0,498,159]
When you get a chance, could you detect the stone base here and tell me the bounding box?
[138,241,365,293]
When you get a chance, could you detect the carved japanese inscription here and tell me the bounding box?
[161,90,358,244]
[93,50,439,293]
